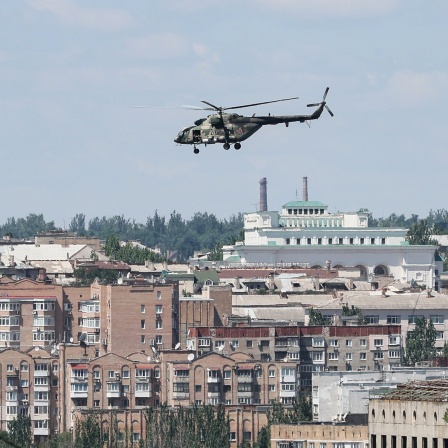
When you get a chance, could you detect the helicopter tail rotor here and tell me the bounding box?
[307,87,334,117]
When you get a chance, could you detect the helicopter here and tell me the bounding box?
[174,87,333,154]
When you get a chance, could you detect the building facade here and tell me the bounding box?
[223,196,441,289]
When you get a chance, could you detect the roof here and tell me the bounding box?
[232,290,448,311]
[0,244,92,262]
[31,260,73,274]
[283,201,327,208]
[380,379,448,401]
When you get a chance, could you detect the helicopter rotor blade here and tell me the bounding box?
[201,101,222,111]
[221,96,299,111]
[306,87,333,116]
[182,105,215,111]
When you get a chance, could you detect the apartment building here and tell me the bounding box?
[232,290,448,353]
[0,277,64,351]
[186,324,402,390]
[0,347,59,445]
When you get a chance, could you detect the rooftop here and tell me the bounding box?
[380,379,448,402]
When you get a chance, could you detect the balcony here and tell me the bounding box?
[279,389,296,398]
[173,376,189,383]
[237,375,253,384]
[135,389,152,398]
[106,387,121,398]
[34,370,50,377]
[172,392,190,400]
[34,427,49,436]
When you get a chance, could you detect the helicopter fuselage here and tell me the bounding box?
[174,104,325,147]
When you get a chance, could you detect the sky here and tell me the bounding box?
[1,0,447,228]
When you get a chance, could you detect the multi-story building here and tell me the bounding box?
[369,379,448,448]
[222,179,441,289]
[270,422,369,448]
[232,290,448,353]
[0,277,64,351]
[0,347,59,445]
[313,368,448,422]
[187,325,401,371]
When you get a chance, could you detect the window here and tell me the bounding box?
[269,384,275,391]
[141,305,145,313]
[329,339,339,347]
[370,238,375,244]
[195,385,202,393]
[198,338,210,347]
[374,339,384,347]
[285,238,290,245]
[307,238,312,245]
[141,335,145,344]
[374,351,384,360]
[365,315,379,324]
[141,320,145,329]
[108,371,115,379]
[72,368,88,379]
[215,340,225,348]
[360,352,367,360]
[345,353,353,361]
[436,331,444,340]
[360,339,367,346]
[328,238,333,245]
[431,315,444,324]
[156,320,162,329]
[155,305,162,314]
[231,340,239,348]
[281,383,295,391]
[122,370,129,378]
[246,340,253,348]
[389,350,401,358]
[136,369,150,378]
[224,370,231,379]
[346,339,353,347]
[381,238,386,245]
[389,336,400,345]
[387,315,401,324]
[269,369,275,378]
[155,335,162,345]
[311,351,324,361]
[328,352,338,360]
[312,337,324,347]
[408,315,424,324]
[157,291,162,300]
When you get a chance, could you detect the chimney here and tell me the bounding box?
[259,178,267,212]
[302,177,308,202]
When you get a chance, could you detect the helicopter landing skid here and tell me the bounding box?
[193,145,199,154]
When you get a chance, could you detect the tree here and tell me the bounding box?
[74,411,109,448]
[309,308,331,326]
[406,220,438,245]
[7,415,32,448]
[403,316,437,365]
[69,214,86,235]
[141,404,230,448]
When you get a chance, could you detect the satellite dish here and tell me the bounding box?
[147,356,151,362]
[151,346,158,355]
[187,353,195,362]
[69,337,74,343]
[79,333,87,343]
[218,345,224,352]
[34,346,40,352]
[175,343,181,350]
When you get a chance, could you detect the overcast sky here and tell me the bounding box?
[1,1,447,227]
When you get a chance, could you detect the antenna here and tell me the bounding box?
[79,332,88,356]
[187,353,195,362]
